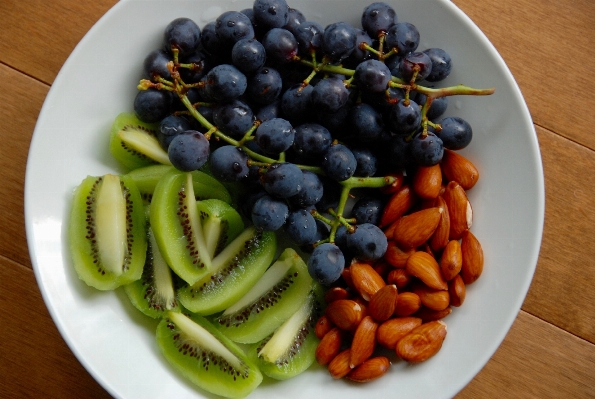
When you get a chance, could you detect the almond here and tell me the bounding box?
[325,299,364,331]
[376,317,422,349]
[414,306,453,322]
[316,327,343,365]
[392,207,442,249]
[412,283,450,311]
[413,164,443,199]
[350,262,386,301]
[315,314,334,339]
[440,240,463,281]
[443,181,472,240]
[396,320,447,363]
[387,268,412,289]
[379,184,416,228]
[328,349,352,379]
[350,316,378,368]
[368,284,398,322]
[384,241,415,268]
[324,286,351,303]
[461,230,484,284]
[346,356,390,383]
[406,251,448,291]
[341,267,355,291]
[449,274,466,307]
[429,196,450,252]
[394,292,421,317]
[441,149,479,190]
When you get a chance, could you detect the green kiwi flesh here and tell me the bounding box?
[150,169,212,285]
[109,112,170,170]
[248,283,323,380]
[213,248,312,344]
[177,227,277,315]
[125,164,232,204]
[124,226,180,318]
[69,174,147,290]
[197,199,244,258]
[156,311,262,399]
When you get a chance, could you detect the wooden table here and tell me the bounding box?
[1,0,594,397]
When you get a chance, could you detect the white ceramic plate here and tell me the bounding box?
[25,0,544,398]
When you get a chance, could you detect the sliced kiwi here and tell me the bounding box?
[69,174,147,290]
[124,226,180,318]
[150,169,213,285]
[109,112,171,170]
[197,199,244,258]
[213,248,313,344]
[125,164,232,204]
[178,227,277,315]
[248,283,323,380]
[156,310,262,399]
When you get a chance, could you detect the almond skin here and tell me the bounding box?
[316,327,343,365]
[379,184,417,228]
[441,149,479,190]
[394,292,422,317]
[350,316,378,368]
[368,284,398,322]
[387,268,412,289]
[392,207,442,249]
[443,181,472,240]
[429,196,450,252]
[324,286,351,303]
[325,299,364,331]
[449,274,466,307]
[350,262,386,301]
[346,356,390,383]
[384,241,415,268]
[413,164,443,199]
[315,314,334,339]
[406,251,448,291]
[440,240,463,281]
[328,349,352,379]
[461,230,484,284]
[414,306,453,322]
[412,283,451,311]
[376,317,422,349]
[396,320,447,363]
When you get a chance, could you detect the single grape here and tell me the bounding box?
[280,84,313,124]
[247,66,283,105]
[261,162,304,198]
[205,64,247,102]
[157,114,193,150]
[179,50,210,84]
[361,2,398,38]
[311,77,350,113]
[354,59,392,93]
[399,51,433,82]
[283,7,306,35]
[321,21,358,62]
[209,145,250,181]
[294,21,324,56]
[253,0,290,29]
[423,48,452,82]
[200,21,222,56]
[386,134,413,170]
[231,38,266,74]
[385,22,420,55]
[292,123,332,157]
[133,89,173,123]
[212,99,255,139]
[346,223,388,261]
[285,209,318,245]
[167,131,210,172]
[143,49,173,81]
[344,28,373,65]
[315,102,352,136]
[412,92,449,120]
[251,194,289,231]
[388,99,422,134]
[436,116,473,150]
[215,11,255,48]
[351,197,384,225]
[322,144,357,181]
[410,131,444,166]
[163,17,201,56]
[307,243,345,285]
[254,118,295,154]
[351,147,378,177]
[262,28,299,65]
[350,102,384,142]
[288,170,324,208]
[255,100,281,122]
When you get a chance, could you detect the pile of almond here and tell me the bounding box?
[316,149,484,382]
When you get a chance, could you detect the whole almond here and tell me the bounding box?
[440,240,463,281]
[350,262,386,301]
[346,356,390,383]
[414,306,453,322]
[350,316,378,368]
[376,317,422,349]
[461,230,484,284]
[429,196,450,252]
[384,241,415,268]
[325,299,364,331]
[413,164,443,199]
[379,184,417,228]
[316,327,343,365]
[368,284,398,322]
[315,314,334,339]
[412,283,450,311]
[449,274,466,307]
[396,320,447,363]
[328,349,352,379]
[392,207,442,249]
[387,268,412,289]
[394,292,422,317]
[324,286,351,303]
[406,251,448,291]
[441,149,480,190]
[443,181,472,240]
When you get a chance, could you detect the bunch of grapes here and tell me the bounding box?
[134,0,493,286]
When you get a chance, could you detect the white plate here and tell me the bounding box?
[25,0,544,398]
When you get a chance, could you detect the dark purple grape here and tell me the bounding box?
[351,147,378,177]
[412,92,449,120]
[209,145,250,181]
[143,49,173,81]
[163,18,201,56]
[292,123,332,157]
[354,59,392,93]
[386,134,413,170]
[254,118,295,154]
[285,209,318,245]
[157,114,193,150]
[321,21,358,62]
[388,99,421,134]
[385,22,420,55]
[423,48,453,82]
[294,21,324,56]
[205,64,247,102]
[316,176,342,211]
[231,38,266,74]
[261,162,304,198]
[280,84,313,124]
[247,66,283,105]
[351,197,384,225]
[262,28,298,65]
[253,0,290,29]
[215,11,255,49]
[256,100,281,122]
[315,103,352,135]
[212,100,255,139]
[410,131,444,166]
[344,29,373,65]
[361,2,398,38]
[251,194,289,231]
[133,89,173,123]
[288,170,324,208]
[346,223,387,260]
[322,144,357,181]
[307,243,345,285]
[179,50,210,83]
[350,102,384,142]
[283,7,306,35]
[200,22,222,56]
[436,116,472,150]
[399,51,433,82]
[311,77,350,113]
[167,131,210,172]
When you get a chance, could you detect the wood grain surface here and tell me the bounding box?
[1,0,594,398]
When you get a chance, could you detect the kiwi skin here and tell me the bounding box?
[69,174,147,290]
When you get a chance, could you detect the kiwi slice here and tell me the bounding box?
[213,248,313,344]
[178,227,277,315]
[156,310,263,399]
[248,283,323,380]
[125,164,232,204]
[150,169,213,285]
[109,112,171,170]
[69,174,147,290]
[197,199,244,258]
[124,226,180,318]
